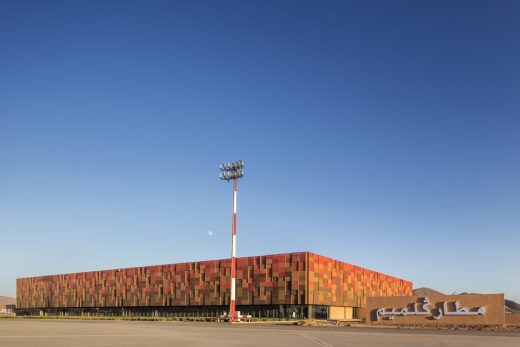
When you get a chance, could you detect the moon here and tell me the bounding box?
[208,230,213,236]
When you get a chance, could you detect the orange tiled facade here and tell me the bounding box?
[17,252,411,310]
[307,253,412,307]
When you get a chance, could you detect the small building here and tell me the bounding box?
[16,252,411,319]
[0,304,15,314]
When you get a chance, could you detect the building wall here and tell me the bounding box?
[506,313,520,325]
[307,253,412,307]
[329,306,354,320]
[17,253,307,309]
[366,294,505,326]
[17,252,411,311]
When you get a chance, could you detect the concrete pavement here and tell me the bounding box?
[0,319,518,347]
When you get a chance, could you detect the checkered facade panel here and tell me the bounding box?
[17,252,308,309]
[17,252,412,309]
[307,253,413,307]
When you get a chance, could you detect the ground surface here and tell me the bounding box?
[0,320,519,347]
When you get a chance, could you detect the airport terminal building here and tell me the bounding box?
[16,252,412,320]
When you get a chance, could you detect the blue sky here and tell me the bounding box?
[1,0,519,302]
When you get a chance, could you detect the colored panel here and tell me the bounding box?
[16,252,411,310]
[306,253,412,307]
[16,252,308,309]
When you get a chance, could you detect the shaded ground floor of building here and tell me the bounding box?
[16,304,360,320]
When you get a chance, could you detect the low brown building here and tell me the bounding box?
[505,313,520,325]
[367,294,505,326]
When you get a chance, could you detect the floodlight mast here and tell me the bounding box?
[219,160,244,323]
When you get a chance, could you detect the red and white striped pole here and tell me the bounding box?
[230,177,237,323]
[219,160,244,323]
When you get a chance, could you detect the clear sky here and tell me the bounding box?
[1,1,519,302]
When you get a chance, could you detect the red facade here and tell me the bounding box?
[307,253,412,307]
[17,252,411,309]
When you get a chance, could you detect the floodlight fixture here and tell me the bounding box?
[219,160,245,181]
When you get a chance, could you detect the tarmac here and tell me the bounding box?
[0,319,519,347]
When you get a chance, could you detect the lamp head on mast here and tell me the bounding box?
[219,160,244,181]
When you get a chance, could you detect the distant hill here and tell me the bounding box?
[412,287,445,296]
[0,296,15,307]
[505,299,520,314]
